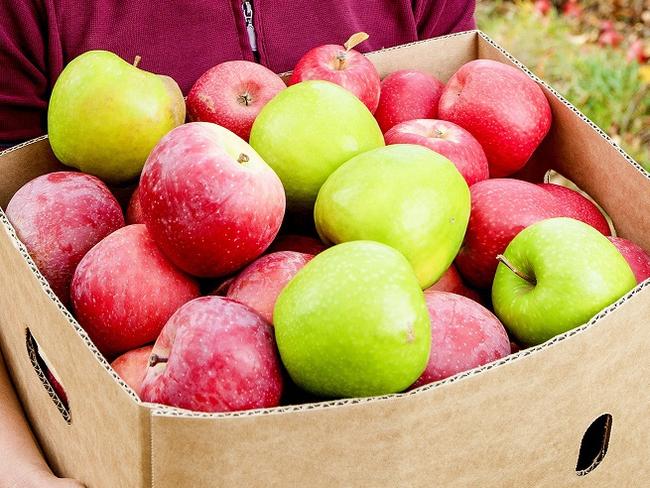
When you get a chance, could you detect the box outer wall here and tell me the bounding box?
[0,31,649,487]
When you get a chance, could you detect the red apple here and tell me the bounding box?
[289,32,381,113]
[627,40,648,64]
[385,119,489,186]
[538,183,610,235]
[44,368,68,409]
[227,251,313,324]
[562,0,582,18]
[6,172,124,306]
[140,122,285,277]
[126,185,144,225]
[71,225,200,357]
[424,264,483,304]
[141,296,283,413]
[268,234,327,255]
[187,60,286,141]
[534,0,552,15]
[608,236,650,284]
[599,29,623,48]
[374,70,445,133]
[455,178,562,289]
[438,59,552,177]
[410,291,510,388]
[110,345,153,398]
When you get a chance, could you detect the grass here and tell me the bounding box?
[476,1,650,171]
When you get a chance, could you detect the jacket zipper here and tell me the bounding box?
[242,1,259,61]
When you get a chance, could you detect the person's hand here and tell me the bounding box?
[5,466,85,488]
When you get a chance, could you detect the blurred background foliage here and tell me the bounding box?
[476,0,650,171]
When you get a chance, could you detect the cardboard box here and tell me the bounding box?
[1,31,649,487]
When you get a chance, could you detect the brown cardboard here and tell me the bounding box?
[1,31,649,487]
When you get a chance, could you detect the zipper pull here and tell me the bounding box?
[242,1,258,54]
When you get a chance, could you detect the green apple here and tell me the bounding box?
[48,51,185,184]
[249,80,384,213]
[492,217,636,346]
[274,240,430,398]
[314,144,470,288]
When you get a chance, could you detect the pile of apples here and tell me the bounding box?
[7,34,650,413]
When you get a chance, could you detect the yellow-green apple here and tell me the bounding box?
[141,296,283,412]
[289,33,380,112]
[227,251,314,324]
[424,265,483,304]
[538,183,610,235]
[455,178,562,289]
[48,50,185,183]
[6,172,125,306]
[250,80,384,213]
[410,291,510,388]
[385,119,489,186]
[274,241,430,398]
[71,225,200,357]
[374,70,445,133]
[110,345,153,397]
[140,122,285,277]
[438,59,552,177]
[187,60,286,141]
[268,234,328,255]
[492,218,636,346]
[314,144,470,288]
[126,185,144,225]
[608,236,650,284]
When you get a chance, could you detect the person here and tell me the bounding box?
[0,0,476,484]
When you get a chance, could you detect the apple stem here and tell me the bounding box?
[343,32,370,51]
[149,354,168,367]
[133,55,141,68]
[496,254,536,284]
[237,153,250,164]
[434,129,445,138]
[335,52,347,70]
[238,93,252,106]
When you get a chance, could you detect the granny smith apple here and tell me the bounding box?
[249,80,384,213]
[274,240,430,398]
[48,50,185,184]
[314,144,470,288]
[492,217,636,346]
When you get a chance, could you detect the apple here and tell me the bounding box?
[438,59,552,177]
[227,251,313,324]
[289,32,380,113]
[187,60,286,141]
[249,80,384,213]
[424,265,483,304]
[315,144,470,288]
[374,70,445,133]
[44,368,68,409]
[562,0,582,18]
[492,218,636,346]
[455,178,562,289]
[141,296,283,413]
[110,345,153,397]
[384,119,489,186]
[140,122,285,277]
[608,236,650,284]
[126,185,144,225]
[627,39,649,64]
[538,183,610,235]
[410,291,510,388]
[268,234,327,255]
[274,240,430,398]
[6,172,125,306]
[48,51,185,183]
[71,225,200,357]
[534,0,552,15]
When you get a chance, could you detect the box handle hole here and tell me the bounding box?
[25,328,71,424]
[576,413,612,476]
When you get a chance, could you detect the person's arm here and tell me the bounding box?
[413,0,477,39]
[0,351,83,487]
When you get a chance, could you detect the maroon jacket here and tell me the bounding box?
[0,0,476,145]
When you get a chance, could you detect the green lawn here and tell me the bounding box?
[477,1,650,171]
